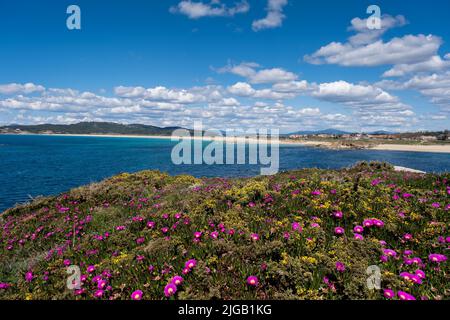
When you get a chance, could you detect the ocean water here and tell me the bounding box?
[1,134,449,212]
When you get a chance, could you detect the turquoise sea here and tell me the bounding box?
[0,134,449,212]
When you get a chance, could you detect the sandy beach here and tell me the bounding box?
[4,133,450,153]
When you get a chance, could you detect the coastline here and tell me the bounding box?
[2,133,450,153]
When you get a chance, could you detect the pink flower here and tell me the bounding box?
[131,290,143,300]
[398,291,416,300]
[333,211,343,219]
[429,253,447,263]
[292,222,302,232]
[210,231,219,239]
[384,289,395,299]
[403,233,413,241]
[246,276,259,286]
[250,233,260,241]
[25,271,33,282]
[94,289,104,298]
[363,219,373,227]
[334,227,345,235]
[87,265,95,273]
[194,231,202,239]
[354,233,364,240]
[353,225,364,233]
[164,283,177,297]
[185,259,197,269]
[97,279,107,289]
[146,221,155,229]
[63,259,71,266]
[335,261,346,272]
[136,237,145,245]
[171,276,183,286]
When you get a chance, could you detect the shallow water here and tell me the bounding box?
[1,134,449,212]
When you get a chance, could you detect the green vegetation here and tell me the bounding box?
[0,162,448,300]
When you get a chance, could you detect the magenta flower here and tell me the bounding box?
[431,202,440,208]
[353,225,364,233]
[429,253,447,263]
[363,219,373,227]
[185,259,197,269]
[333,211,343,219]
[383,249,397,257]
[335,261,346,272]
[0,283,11,290]
[25,271,33,282]
[292,222,301,232]
[354,233,364,240]
[210,231,219,239]
[164,283,177,297]
[136,237,145,244]
[131,290,143,300]
[87,265,95,273]
[193,231,202,239]
[63,259,71,266]
[398,291,416,300]
[372,219,384,227]
[97,279,107,289]
[246,276,259,286]
[403,233,412,241]
[116,225,126,231]
[334,227,345,235]
[250,233,260,241]
[146,221,155,229]
[171,275,183,286]
[383,289,395,299]
[94,289,104,298]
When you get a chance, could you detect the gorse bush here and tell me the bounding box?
[0,163,448,300]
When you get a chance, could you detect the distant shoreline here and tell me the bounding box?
[2,133,450,153]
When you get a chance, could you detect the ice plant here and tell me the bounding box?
[334,227,345,235]
[171,276,183,286]
[246,276,259,286]
[383,289,395,299]
[397,291,416,300]
[335,262,345,272]
[164,283,177,297]
[131,290,143,300]
[429,253,447,263]
[185,259,197,269]
[250,233,260,241]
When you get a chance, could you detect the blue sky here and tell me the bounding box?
[1,0,450,132]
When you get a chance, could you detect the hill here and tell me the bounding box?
[289,129,351,135]
[0,162,448,300]
[0,122,189,136]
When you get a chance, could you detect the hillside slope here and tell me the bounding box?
[0,162,449,300]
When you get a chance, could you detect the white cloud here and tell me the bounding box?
[170,0,249,19]
[0,83,45,95]
[305,34,441,67]
[252,0,288,31]
[383,55,450,77]
[218,62,297,84]
[114,85,222,104]
[347,15,407,45]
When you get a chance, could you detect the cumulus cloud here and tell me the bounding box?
[305,34,441,67]
[252,0,288,31]
[383,55,450,77]
[218,62,298,84]
[170,0,249,19]
[0,83,45,95]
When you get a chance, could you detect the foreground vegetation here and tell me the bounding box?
[1,162,448,300]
